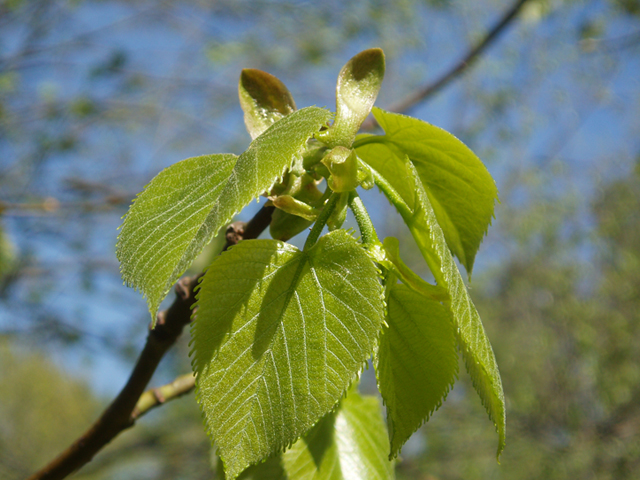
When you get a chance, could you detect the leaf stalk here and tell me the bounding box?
[303,192,341,250]
[347,191,380,245]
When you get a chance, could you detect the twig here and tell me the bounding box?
[131,373,196,420]
[361,0,532,130]
[26,206,274,480]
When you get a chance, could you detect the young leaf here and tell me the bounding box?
[239,69,297,140]
[284,390,394,480]
[321,146,359,193]
[322,48,385,147]
[269,209,313,242]
[269,195,320,221]
[191,230,384,479]
[206,106,332,241]
[363,152,506,458]
[355,107,498,275]
[235,390,395,480]
[376,283,458,458]
[116,153,237,323]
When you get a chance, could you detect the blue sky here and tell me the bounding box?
[1,0,639,395]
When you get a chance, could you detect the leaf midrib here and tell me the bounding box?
[248,250,311,453]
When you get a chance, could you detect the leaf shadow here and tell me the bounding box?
[192,241,279,368]
[235,453,286,479]
[304,408,337,469]
[251,251,306,361]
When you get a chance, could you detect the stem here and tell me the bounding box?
[27,206,274,480]
[347,191,379,245]
[352,135,387,149]
[369,168,413,221]
[303,192,341,250]
[131,373,195,420]
[311,181,334,208]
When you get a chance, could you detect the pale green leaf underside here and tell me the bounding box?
[116,153,237,322]
[364,153,506,458]
[205,106,332,242]
[191,230,384,479]
[376,283,458,458]
[236,390,394,480]
[328,48,385,147]
[356,107,498,275]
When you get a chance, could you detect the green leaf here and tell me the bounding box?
[322,146,359,193]
[116,153,237,323]
[206,106,332,241]
[376,283,458,458]
[355,107,498,275]
[270,195,320,221]
[366,153,506,458]
[235,390,395,480]
[284,390,394,480]
[269,209,313,242]
[269,172,324,241]
[239,69,297,140]
[233,455,285,480]
[321,48,385,147]
[191,230,385,479]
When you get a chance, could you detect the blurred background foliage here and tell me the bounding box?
[1,0,639,478]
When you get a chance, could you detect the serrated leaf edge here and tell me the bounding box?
[364,153,505,459]
[208,107,333,242]
[189,234,385,479]
[116,153,238,323]
[363,107,499,276]
[374,286,459,459]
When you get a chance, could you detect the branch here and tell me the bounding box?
[131,373,196,420]
[27,206,275,480]
[361,0,532,130]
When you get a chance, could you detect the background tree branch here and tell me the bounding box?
[361,0,532,131]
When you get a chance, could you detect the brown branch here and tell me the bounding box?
[27,205,274,480]
[361,0,532,130]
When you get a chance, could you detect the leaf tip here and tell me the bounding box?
[346,48,385,81]
[496,431,506,463]
[239,68,296,115]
